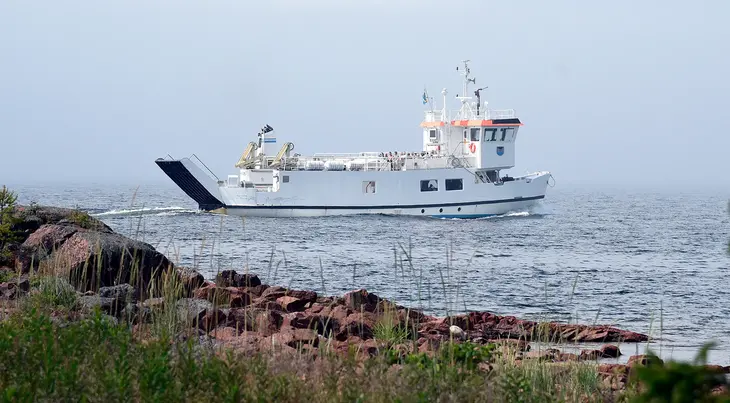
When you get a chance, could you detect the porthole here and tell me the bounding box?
[457,207,462,212]
[439,208,443,213]
[421,209,425,213]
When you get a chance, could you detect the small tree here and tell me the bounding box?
[0,185,20,258]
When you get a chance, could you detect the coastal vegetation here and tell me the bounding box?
[0,185,728,402]
[0,186,20,265]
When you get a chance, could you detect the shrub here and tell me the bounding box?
[630,343,730,402]
[0,185,20,264]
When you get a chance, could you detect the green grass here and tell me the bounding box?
[0,308,633,403]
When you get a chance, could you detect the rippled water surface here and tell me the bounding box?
[11,182,730,364]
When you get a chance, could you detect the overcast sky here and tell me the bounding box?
[1,0,727,188]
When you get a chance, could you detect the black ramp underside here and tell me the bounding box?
[155,160,224,210]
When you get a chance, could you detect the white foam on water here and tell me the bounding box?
[92,206,197,218]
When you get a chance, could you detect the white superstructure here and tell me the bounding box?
[156,61,552,218]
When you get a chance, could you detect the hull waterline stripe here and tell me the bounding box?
[431,214,497,219]
[222,195,544,210]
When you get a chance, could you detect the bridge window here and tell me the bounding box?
[429,129,438,142]
[420,179,438,192]
[445,179,463,191]
[470,128,480,142]
[501,128,515,141]
[484,129,497,142]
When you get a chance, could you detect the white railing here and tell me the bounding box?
[485,109,516,119]
[311,152,381,159]
[423,110,445,122]
[450,108,516,121]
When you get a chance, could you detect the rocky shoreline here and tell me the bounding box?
[2,204,725,390]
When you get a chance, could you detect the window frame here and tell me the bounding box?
[483,128,497,142]
[470,127,480,142]
[420,179,439,192]
[362,181,376,194]
[429,129,438,142]
[501,127,514,141]
[445,178,464,191]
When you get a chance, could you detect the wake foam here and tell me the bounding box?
[91,206,198,218]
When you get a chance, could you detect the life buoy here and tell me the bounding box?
[469,143,477,153]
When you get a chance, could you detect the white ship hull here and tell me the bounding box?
[155,158,549,219]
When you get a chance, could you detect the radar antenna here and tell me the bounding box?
[474,86,487,116]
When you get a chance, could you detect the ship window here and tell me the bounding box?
[501,128,514,141]
[429,129,438,142]
[470,128,480,142]
[484,129,497,142]
[463,130,468,141]
[282,175,290,183]
[420,179,438,192]
[445,179,463,191]
[362,181,376,194]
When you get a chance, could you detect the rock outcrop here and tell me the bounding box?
[8,206,174,297]
[156,270,651,361]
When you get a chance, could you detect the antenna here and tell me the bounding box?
[474,86,487,116]
[458,60,475,102]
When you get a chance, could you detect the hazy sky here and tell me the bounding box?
[1,0,728,188]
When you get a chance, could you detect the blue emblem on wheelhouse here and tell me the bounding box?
[496,146,504,156]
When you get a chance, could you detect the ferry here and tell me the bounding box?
[155,60,552,218]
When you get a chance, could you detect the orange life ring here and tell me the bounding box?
[469,143,477,153]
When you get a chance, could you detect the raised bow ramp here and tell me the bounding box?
[155,158,224,211]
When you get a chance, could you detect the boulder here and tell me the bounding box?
[175,266,205,295]
[276,296,308,312]
[524,348,561,361]
[263,327,320,350]
[230,292,252,308]
[51,231,173,296]
[249,298,283,313]
[415,310,649,344]
[336,312,376,341]
[194,284,252,307]
[79,295,121,316]
[99,283,138,304]
[343,289,380,312]
[208,326,240,341]
[600,344,622,358]
[215,270,261,288]
[227,308,283,335]
[282,312,339,337]
[287,290,317,304]
[579,349,602,360]
[627,354,663,367]
[449,325,466,340]
[175,298,220,330]
[246,284,270,298]
[17,224,78,271]
[260,286,288,301]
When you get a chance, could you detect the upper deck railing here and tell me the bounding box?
[424,108,516,122]
[483,109,516,120]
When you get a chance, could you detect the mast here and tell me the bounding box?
[456,60,477,119]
